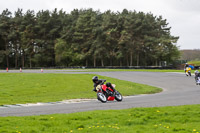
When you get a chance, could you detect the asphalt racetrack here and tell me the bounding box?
[0,70,200,116]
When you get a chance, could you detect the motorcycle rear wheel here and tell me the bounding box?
[97,92,107,103]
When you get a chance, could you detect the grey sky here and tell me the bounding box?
[0,0,200,50]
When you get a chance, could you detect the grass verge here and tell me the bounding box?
[58,69,191,73]
[0,73,161,105]
[1,104,200,133]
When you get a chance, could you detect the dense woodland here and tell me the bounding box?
[0,8,180,68]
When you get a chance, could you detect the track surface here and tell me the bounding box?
[0,70,200,116]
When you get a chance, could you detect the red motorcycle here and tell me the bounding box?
[95,82,123,103]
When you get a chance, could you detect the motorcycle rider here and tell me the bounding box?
[92,76,116,93]
[184,63,189,73]
[195,70,200,82]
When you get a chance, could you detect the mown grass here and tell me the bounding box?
[1,104,200,133]
[59,69,190,73]
[0,73,161,105]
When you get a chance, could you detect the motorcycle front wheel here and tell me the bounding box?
[115,92,123,101]
[188,72,191,76]
[97,92,107,103]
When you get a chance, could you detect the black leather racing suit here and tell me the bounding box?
[93,79,106,92]
[93,79,115,92]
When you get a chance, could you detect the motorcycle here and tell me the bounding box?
[95,82,123,103]
[185,67,191,76]
[196,77,200,85]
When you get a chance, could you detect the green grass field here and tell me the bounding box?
[1,104,200,133]
[59,69,191,73]
[0,73,161,105]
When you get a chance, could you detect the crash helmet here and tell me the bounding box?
[185,63,189,67]
[195,70,199,75]
[92,76,98,83]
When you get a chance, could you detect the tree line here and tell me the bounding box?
[0,8,180,68]
[180,49,200,61]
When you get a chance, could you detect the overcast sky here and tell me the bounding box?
[0,0,200,50]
